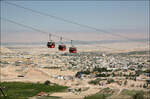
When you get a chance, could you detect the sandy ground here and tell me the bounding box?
[50,86,100,99]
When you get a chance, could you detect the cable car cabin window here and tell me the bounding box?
[47,42,55,48]
[58,45,66,51]
[69,47,77,53]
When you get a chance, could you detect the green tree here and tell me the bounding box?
[124,80,128,86]
[143,84,147,88]
[44,80,51,85]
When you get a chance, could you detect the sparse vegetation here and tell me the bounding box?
[119,89,150,99]
[0,60,9,64]
[93,67,112,72]
[88,78,101,85]
[84,93,106,99]
[107,79,114,84]
[99,87,115,95]
[96,73,110,77]
[124,80,128,85]
[132,92,144,99]
[121,89,144,96]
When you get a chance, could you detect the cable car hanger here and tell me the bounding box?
[49,34,51,41]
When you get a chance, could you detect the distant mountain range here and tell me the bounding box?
[1,38,148,46]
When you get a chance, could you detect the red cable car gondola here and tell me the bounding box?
[58,45,66,51]
[69,40,77,53]
[47,34,55,48]
[47,42,55,48]
[58,37,66,51]
[69,47,77,53]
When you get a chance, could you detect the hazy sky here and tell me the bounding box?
[1,1,149,43]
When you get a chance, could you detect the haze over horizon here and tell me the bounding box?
[1,1,149,43]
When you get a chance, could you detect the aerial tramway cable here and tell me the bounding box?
[1,17,71,41]
[1,17,126,52]
[4,1,147,44]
